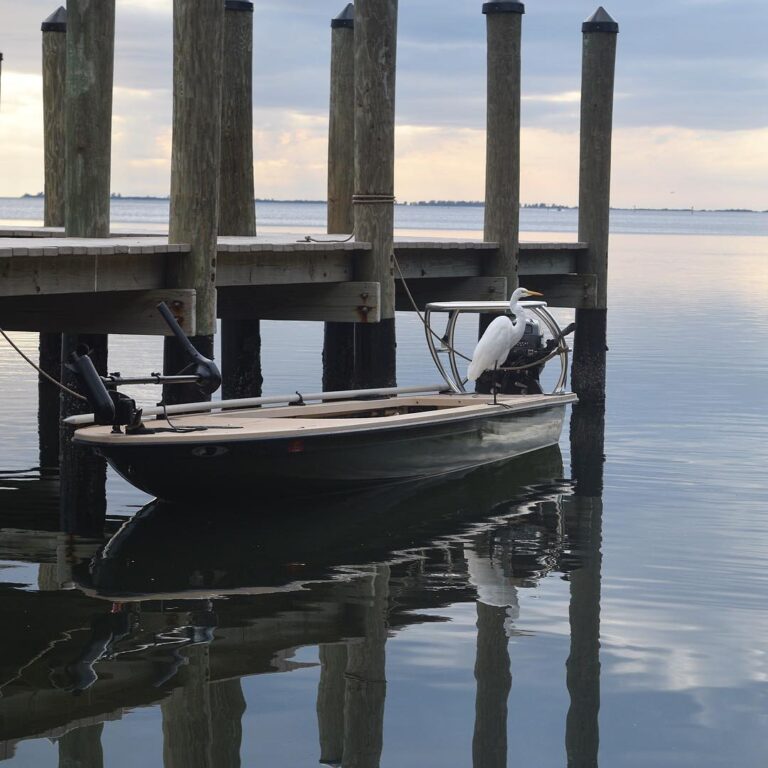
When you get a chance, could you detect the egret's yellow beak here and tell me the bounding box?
[525,289,543,297]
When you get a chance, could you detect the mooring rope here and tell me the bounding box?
[0,327,87,401]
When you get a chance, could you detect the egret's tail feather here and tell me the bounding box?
[466,359,483,382]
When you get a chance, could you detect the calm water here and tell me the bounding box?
[0,201,766,767]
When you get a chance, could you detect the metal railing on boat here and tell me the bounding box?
[64,383,450,427]
[423,300,570,395]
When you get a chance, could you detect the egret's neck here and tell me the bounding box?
[509,300,524,325]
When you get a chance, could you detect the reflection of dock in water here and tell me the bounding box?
[0,445,603,767]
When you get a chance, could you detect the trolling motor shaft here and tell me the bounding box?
[68,303,222,431]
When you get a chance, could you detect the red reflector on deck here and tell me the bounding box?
[287,439,305,454]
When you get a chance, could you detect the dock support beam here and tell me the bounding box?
[219,0,261,400]
[572,8,618,404]
[323,4,356,392]
[59,0,115,533]
[164,0,226,404]
[351,0,398,389]
[39,7,68,471]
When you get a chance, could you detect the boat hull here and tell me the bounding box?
[87,400,569,503]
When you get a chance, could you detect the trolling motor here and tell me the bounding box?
[68,303,221,432]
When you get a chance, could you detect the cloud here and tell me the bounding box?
[0,0,767,207]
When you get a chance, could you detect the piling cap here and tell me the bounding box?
[224,1,254,12]
[482,2,525,15]
[583,7,618,33]
[331,3,355,29]
[41,6,67,33]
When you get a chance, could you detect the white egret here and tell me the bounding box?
[467,287,543,402]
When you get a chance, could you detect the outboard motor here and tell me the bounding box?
[477,318,547,396]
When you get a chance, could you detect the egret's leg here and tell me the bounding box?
[493,363,498,405]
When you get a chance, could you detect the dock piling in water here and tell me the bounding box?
[323,3,356,392]
[39,6,67,470]
[59,0,115,532]
[351,0,398,389]
[164,0,226,405]
[219,0,262,400]
[572,7,618,404]
[482,1,524,294]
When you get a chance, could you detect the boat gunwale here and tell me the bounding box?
[72,393,576,447]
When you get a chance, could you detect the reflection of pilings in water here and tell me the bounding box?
[161,645,212,768]
[58,722,104,768]
[209,679,246,768]
[466,534,514,768]
[473,602,511,768]
[343,566,389,768]
[565,402,605,768]
[317,644,347,766]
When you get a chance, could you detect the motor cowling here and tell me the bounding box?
[476,318,546,396]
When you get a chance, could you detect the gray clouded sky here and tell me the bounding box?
[0,0,766,207]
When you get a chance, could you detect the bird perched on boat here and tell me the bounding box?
[467,287,543,402]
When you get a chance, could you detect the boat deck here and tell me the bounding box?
[74,393,577,445]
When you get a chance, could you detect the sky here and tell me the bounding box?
[0,0,766,209]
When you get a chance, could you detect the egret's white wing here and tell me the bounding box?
[467,316,514,381]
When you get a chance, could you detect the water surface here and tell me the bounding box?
[0,202,766,767]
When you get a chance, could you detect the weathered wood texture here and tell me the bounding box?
[64,0,114,238]
[219,2,255,237]
[572,13,618,404]
[166,0,225,337]
[483,3,523,288]
[60,0,114,533]
[42,8,67,228]
[353,0,398,388]
[0,290,196,335]
[328,4,355,235]
[324,3,356,391]
[40,8,68,471]
[218,282,379,322]
[219,1,260,400]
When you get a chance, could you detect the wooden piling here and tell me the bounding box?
[59,0,115,533]
[323,3,356,392]
[351,0,398,389]
[219,0,262,400]
[572,8,618,404]
[164,0,225,404]
[482,1,524,293]
[39,7,67,471]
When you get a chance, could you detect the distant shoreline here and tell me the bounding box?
[14,193,767,214]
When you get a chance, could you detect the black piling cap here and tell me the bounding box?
[582,7,618,33]
[331,3,355,29]
[41,6,67,33]
[224,1,254,12]
[482,2,525,15]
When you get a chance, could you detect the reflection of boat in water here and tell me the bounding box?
[67,300,575,502]
[77,447,569,600]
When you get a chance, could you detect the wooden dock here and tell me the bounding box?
[0,232,593,334]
